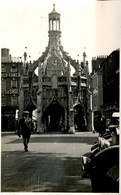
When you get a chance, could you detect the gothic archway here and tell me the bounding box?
[44,101,65,131]
[73,103,86,131]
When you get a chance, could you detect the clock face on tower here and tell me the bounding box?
[47,54,61,69]
[46,54,63,76]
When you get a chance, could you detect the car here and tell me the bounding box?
[82,112,120,192]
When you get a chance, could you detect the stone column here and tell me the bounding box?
[68,89,75,133]
[67,57,75,133]
[49,19,50,31]
[37,62,44,133]
[52,20,54,30]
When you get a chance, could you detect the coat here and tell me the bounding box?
[18,118,33,138]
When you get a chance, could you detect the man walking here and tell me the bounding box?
[18,111,33,152]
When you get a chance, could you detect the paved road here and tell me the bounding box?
[1,131,98,192]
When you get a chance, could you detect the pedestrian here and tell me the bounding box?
[17,111,33,152]
[99,116,106,137]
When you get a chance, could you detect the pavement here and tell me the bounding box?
[1,131,98,192]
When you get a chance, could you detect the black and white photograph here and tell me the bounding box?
[1,0,120,193]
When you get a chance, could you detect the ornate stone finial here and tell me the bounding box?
[53,3,55,11]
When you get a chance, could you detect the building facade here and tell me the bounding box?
[90,49,119,130]
[1,48,22,131]
[19,5,91,133]
[1,5,91,132]
[100,49,119,119]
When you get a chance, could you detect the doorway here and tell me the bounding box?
[45,102,65,131]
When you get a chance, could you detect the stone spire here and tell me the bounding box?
[53,3,56,12]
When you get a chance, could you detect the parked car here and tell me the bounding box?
[82,112,119,192]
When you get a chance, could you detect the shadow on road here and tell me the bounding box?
[1,150,92,192]
[7,136,97,145]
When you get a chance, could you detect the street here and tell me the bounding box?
[1,131,98,192]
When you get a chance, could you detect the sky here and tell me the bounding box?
[1,0,121,72]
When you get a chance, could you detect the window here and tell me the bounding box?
[2,65,6,72]
[11,97,18,106]
[11,65,17,72]
[2,96,6,106]
[93,76,98,89]
[52,75,57,89]
[11,80,17,88]
[1,79,6,93]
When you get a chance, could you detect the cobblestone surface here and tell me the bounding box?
[1,131,98,192]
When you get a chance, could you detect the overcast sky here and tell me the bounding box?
[1,0,121,72]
